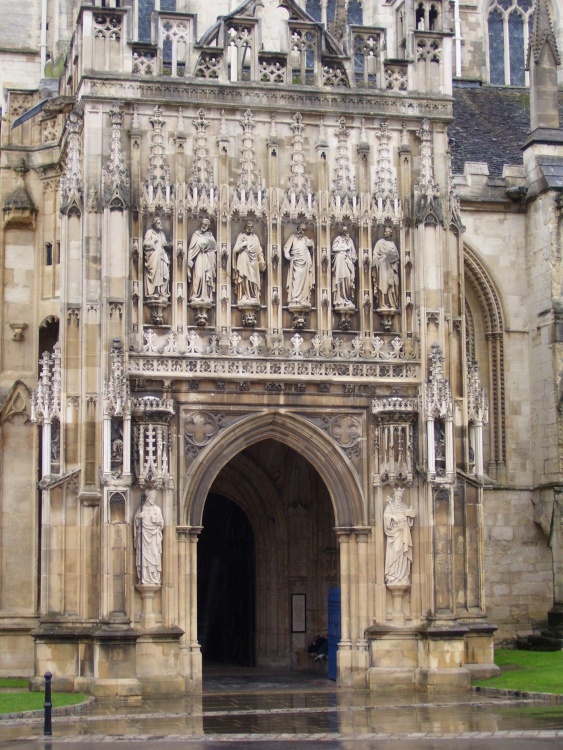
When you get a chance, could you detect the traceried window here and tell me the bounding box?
[138,0,176,42]
[487,0,534,85]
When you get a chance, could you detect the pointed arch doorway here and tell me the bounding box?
[196,439,338,671]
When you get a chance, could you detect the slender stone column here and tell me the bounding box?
[335,528,354,686]
[42,421,52,478]
[188,527,202,689]
[102,416,111,474]
[355,528,370,645]
[123,415,131,476]
[473,421,483,478]
[176,526,190,685]
[336,529,352,647]
[445,416,454,479]
[426,417,435,475]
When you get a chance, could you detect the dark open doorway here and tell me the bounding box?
[197,493,256,666]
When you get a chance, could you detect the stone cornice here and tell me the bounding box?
[79,77,453,122]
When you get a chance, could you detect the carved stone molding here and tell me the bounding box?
[0,380,32,425]
[184,411,224,454]
[304,413,363,472]
[128,354,419,382]
[136,328,420,362]
[183,410,246,464]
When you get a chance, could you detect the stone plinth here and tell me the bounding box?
[417,623,471,690]
[386,582,411,627]
[136,627,185,695]
[136,583,161,630]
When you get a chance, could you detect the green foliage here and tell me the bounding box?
[0,692,87,715]
[0,678,28,688]
[44,54,66,79]
[474,649,563,694]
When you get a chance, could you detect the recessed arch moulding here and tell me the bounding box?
[182,410,365,529]
[176,409,368,688]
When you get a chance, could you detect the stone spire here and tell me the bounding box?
[102,105,129,211]
[142,105,173,214]
[372,120,402,226]
[528,0,561,131]
[231,109,266,216]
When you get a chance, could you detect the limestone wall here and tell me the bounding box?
[483,487,553,639]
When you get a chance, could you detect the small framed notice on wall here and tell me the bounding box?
[291,593,306,633]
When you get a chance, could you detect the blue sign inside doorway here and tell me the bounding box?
[327,587,341,681]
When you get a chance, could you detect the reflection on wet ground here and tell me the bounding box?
[1,668,563,744]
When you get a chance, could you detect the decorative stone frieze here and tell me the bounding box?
[132,395,175,488]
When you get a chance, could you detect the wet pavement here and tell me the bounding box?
[1,667,563,749]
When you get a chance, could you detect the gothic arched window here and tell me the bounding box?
[306,0,322,22]
[487,0,534,85]
[347,0,363,26]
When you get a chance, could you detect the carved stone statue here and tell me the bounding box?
[331,225,356,309]
[284,223,315,309]
[134,489,164,586]
[384,486,416,585]
[232,220,266,306]
[143,216,171,300]
[187,218,217,305]
[373,227,400,310]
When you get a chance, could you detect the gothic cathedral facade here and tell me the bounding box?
[0,0,562,696]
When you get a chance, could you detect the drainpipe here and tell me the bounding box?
[453,0,462,78]
[40,0,48,78]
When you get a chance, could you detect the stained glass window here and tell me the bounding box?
[508,11,525,86]
[138,0,154,42]
[488,9,505,85]
[306,0,322,22]
[347,0,363,26]
[487,0,535,85]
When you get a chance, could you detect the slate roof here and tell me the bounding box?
[450,83,563,177]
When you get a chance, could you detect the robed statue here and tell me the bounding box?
[134,489,164,586]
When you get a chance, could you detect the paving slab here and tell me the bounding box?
[1,668,562,748]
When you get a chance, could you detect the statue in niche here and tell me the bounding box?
[187,218,217,305]
[331,225,356,309]
[435,422,446,477]
[134,488,164,586]
[110,419,124,473]
[284,223,315,309]
[373,227,400,310]
[143,216,171,300]
[384,486,416,585]
[233,220,266,306]
[255,0,289,51]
